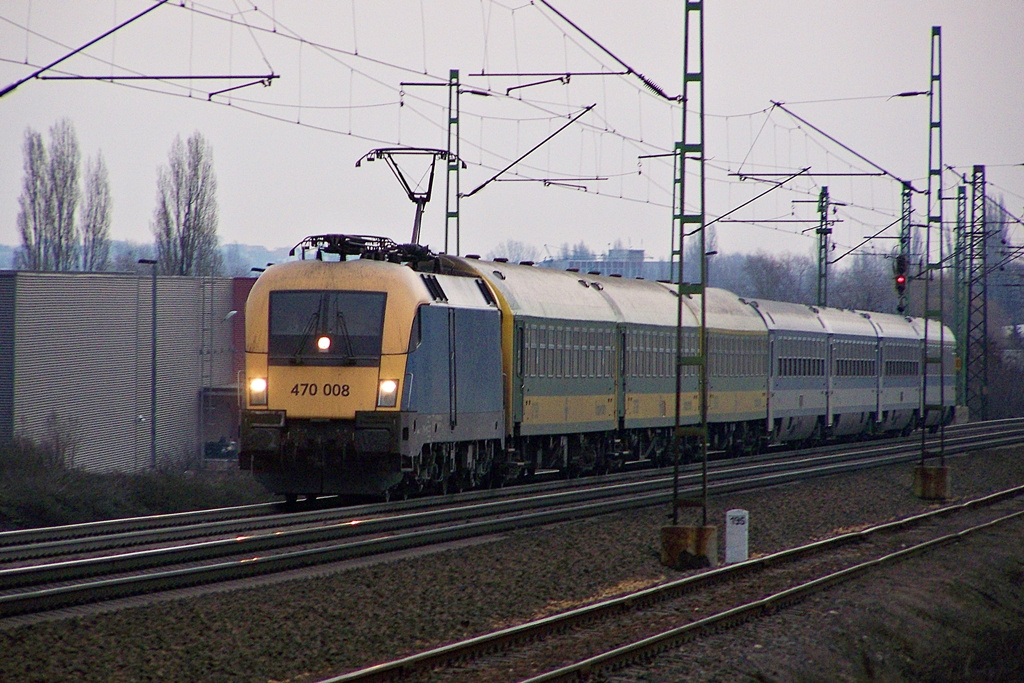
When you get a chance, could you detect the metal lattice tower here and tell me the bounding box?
[920,25,946,463]
[670,0,708,526]
[966,165,988,419]
[816,186,831,307]
[446,69,461,255]
[898,182,913,314]
[954,184,968,406]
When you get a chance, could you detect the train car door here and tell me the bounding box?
[825,336,834,428]
[766,334,776,434]
[512,320,525,425]
[448,307,457,429]
[616,326,627,427]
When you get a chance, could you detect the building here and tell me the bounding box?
[0,271,254,472]
[538,248,674,281]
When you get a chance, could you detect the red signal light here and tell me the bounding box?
[895,272,907,295]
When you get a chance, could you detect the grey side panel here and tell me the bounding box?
[0,274,14,443]
[453,307,503,418]
[405,305,452,416]
[403,304,503,452]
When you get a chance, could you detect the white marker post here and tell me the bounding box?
[725,509,749,564]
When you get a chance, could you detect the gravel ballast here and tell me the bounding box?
[2,446,1024,682]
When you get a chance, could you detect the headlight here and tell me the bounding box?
[377,379,399,408]
[316,335,331,352]
[249,377,268,406]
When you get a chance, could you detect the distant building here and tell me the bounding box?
[0,271,254,472]
[538,248,673,281]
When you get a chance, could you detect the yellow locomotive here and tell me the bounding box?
[240,236,505,501]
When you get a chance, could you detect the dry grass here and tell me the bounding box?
[0,440,273,531]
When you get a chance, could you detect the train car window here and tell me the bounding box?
[550,326,557,378]
[407,306,423,352]
[643,327,651,376]
[516,326,525,377]
[571,329,578,378]
[544,330,551,378]
[658,331,665,377]
[537,327,543,377]
[269,290,386,366]
[526,326,536,376]
[560,328,566,378]
[575,328,582,378]
[600,330,608,377]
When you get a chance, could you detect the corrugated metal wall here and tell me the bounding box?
[7,272,243,472]
[15,273,140,471]
[151,276,204,469]
[0,274,14,443]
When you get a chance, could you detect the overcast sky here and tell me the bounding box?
[2,1,1022,265]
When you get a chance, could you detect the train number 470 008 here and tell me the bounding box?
[290,383,350,397]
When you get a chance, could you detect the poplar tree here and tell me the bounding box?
[153,131,223,276]
[15,128,50,270]
[15,119,86,271]
[80,152,112,271]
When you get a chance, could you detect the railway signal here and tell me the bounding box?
[894,254,908,296]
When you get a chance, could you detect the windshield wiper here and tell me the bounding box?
[335,309,357,364]
[291,309,320,365]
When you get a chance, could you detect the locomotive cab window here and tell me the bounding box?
[269,290,386,366]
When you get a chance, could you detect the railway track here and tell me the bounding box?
[317,482,1024,683]
[1,418,1020,619]
[3,418,1013,559]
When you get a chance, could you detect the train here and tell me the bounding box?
[239,234,956,502]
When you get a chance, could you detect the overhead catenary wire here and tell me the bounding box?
[3,2,994,261]
[0,0,171,98]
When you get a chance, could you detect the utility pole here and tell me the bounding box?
[446,69,461,255]
[915,26,948,499]
[966,165,988,420]
[896,182,913,314]
[662,0,716,570]
[816,186,831,307]
[138,258,158,469]
[954,184,967,406]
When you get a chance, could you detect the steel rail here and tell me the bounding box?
[319,483,1024,683]
[3,423,1016,580]
[0,418,1011,554]
[0,501,282,549]
[522,506,1024,682]
[1,422,1021,618]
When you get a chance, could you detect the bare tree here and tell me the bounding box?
[14,128,50,270]
[557,241,596,260]
[221,242,260,276]
[570,241,595,260]
[830,251,898,312]
[153,132,223,276]
[742,250,814,304]
[112,241,155,272]
[487,239,539,263]
[80,152,112,271]
[14,120,84,271]
[46,119,81,271]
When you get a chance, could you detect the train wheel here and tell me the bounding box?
[284,493,298,508]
